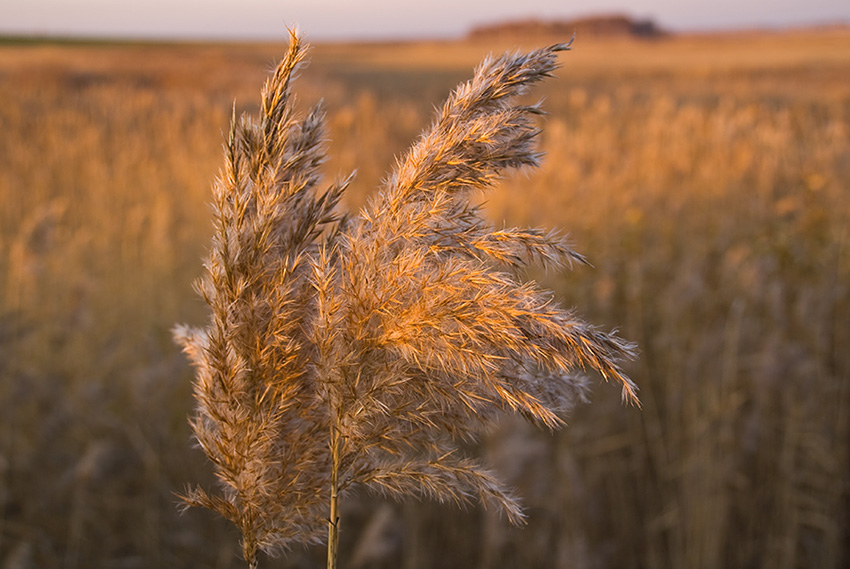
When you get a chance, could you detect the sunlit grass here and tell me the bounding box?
[1,28,848,568]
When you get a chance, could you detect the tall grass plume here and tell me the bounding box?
[174,31,637,568]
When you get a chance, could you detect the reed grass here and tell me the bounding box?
[174,32,636,568]
[2,29,848,569]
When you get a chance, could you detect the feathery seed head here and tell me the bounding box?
[175,30,635,566]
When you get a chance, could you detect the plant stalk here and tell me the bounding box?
[327,424,341,569]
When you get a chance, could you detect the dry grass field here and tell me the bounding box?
[1,28,848,568]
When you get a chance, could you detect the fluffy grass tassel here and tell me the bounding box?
[175,30,637,569]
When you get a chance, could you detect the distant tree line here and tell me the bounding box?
[468,14,667,40]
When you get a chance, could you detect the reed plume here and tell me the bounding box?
[175,31,637,569]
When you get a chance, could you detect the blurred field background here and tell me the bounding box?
[1,26,849,568]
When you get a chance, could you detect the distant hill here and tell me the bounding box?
[468,14,667,40]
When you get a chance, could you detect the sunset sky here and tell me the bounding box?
[2,0,848,40]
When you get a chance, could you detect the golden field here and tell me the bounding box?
[1,28,848,568]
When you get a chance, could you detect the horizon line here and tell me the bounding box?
[1,17,848,46]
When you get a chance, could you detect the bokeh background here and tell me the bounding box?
[1,2,849,568]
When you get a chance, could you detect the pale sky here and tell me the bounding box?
[2,0,848,41]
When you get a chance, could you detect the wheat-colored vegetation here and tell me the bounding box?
[1,27,849,569]
[174,33,636,568]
